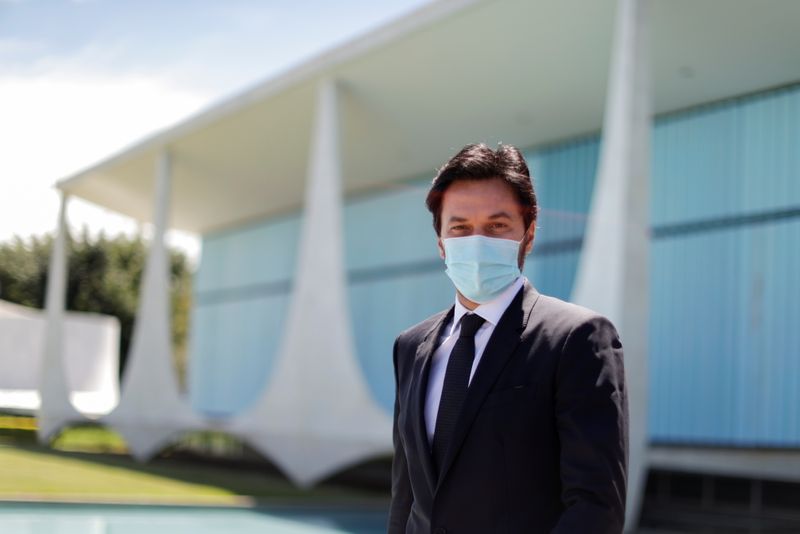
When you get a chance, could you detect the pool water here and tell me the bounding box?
[0,502,388,533]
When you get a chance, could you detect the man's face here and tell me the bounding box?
[437,177,535,264]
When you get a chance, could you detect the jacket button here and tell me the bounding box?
[434,528,447,534]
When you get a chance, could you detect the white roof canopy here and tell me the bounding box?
[58,0,800,234]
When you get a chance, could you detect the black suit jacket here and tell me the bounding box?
[388,281,628,534]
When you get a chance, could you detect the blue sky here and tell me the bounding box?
[0,0,430,258]
[2,0,429,93]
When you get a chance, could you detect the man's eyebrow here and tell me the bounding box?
[488,211,512,219]
[447,215,469,223]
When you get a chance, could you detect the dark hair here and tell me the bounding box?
[425,143,538,235]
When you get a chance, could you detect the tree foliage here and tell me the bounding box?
[0,230,192,387]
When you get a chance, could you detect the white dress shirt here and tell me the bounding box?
[424,275,526,445]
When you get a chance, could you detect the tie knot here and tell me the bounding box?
[459,313,486,338]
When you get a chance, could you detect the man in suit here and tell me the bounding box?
[388,144,628,534]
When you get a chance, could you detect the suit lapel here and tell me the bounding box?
[435,281,540,493]
[409,306,454,494]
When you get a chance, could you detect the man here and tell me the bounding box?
[388,144,628,534]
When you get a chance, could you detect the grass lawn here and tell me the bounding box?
[0,446,246,504]
[0,419,388,506]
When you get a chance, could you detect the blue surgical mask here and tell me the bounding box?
[443,235,522,303]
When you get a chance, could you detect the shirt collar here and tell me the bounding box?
[451,275,526,335]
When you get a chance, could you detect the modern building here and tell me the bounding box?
[40,0,800,530]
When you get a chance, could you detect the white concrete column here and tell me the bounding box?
[38,192,83,442]
[571,0,651,529]
[103,149,201,460]
[231,79,392,487]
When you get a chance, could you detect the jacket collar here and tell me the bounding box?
[410,306,453,493]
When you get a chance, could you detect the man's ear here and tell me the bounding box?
[437,236,445,259]
[524,222,536,255]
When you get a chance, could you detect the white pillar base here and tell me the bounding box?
[38,193,84,443]
[102,150,203,460]
[230,79,392,487]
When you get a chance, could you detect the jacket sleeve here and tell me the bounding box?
[387,337,413,533]
[551,316,629,534]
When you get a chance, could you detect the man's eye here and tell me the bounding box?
[451,225,467,231]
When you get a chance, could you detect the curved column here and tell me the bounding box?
[38,192,84,442]
[230,79,392,487]
[570,0,651,529]
[102,149,203,460]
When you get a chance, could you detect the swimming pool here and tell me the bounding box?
[0,502,388,533]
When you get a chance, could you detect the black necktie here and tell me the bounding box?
[432,312,486,474]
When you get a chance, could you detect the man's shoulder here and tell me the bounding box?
[396,308,450,347]
[532,291,617,337]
